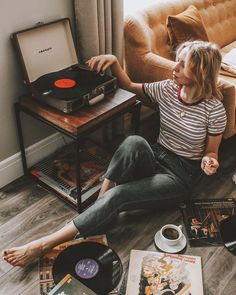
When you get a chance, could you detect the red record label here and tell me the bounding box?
[54,78,77,88]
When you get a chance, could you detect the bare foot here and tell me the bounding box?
[2,239,46,267]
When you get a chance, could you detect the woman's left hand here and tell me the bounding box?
[201,156,219,175]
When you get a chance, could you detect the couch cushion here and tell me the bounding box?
[167,5,209,51]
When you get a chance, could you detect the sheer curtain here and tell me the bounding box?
[74,0,123,64]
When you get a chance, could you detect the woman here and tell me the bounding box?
[3,41,226,266]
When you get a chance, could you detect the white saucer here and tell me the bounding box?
[154,230,187,253]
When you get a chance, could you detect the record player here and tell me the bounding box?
[12,18,117,113]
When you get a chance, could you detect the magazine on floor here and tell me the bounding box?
[39,234,107,295]
[221,48,236,76]
[180,198,236,247]
[126,249,203,295]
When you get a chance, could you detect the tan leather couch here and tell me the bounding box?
[124,0,236,139]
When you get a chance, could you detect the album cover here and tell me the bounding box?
[52,141,109,191]
[30,140,111,206]
[39,234,107,295]
[126,250,203,295]
[48,274,97,295]
[180,198,236,247]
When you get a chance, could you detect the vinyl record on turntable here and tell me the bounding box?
[220,214,236,255]
[31,69,87,101]
[52,241,123,294]
[31,66,115,101]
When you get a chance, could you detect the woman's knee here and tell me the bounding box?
[120,135,150,153]
[102,185,127,210]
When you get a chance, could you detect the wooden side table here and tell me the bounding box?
[15,88,141,212]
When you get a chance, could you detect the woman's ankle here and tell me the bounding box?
[99,178,116,196]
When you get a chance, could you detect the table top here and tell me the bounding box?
[17,88,137,137]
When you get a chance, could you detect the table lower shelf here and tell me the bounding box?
[15,91,140,212]
[32,174,101,211]
[29,140,111,211]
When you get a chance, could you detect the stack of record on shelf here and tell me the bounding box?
[30,141,111,206]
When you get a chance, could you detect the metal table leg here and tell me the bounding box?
[14,103,28,174]
[75,139,82,212]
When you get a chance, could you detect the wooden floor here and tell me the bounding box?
[1,114,236,295]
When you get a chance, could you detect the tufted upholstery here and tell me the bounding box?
[124,0,236,139]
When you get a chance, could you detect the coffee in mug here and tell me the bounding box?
[160,224,183,246]
[162,228,179,240]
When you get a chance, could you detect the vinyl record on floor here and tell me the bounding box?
[52,241,123,294]
[219,214,236,255]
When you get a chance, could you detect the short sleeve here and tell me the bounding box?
[208,101,227,135]
[143,80,171,103]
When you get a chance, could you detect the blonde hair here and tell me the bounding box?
[176,41,222,100]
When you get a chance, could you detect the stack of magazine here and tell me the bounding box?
[30,140,111,206]
[221,48,236,77]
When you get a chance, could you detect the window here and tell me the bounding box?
[124,0,158,16]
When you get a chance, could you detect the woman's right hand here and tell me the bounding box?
[86,54,144,98]
[201,156,219,175]
[86,54,117,74]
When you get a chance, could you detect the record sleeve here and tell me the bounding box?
[30,140,111,208]
[180,198,236,247]
[48,274,97,295]
[31,140,111,194]
[126,249,203,295]
[220,214,236,255]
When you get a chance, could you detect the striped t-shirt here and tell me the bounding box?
[143,79,227,160]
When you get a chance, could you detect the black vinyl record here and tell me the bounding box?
[220,214,236,255]
[52,241,123,294]
[31,68,86,100]
[31,67,112,101]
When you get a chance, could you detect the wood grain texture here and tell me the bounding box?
[19,88,137,136]
[0,263,39,295]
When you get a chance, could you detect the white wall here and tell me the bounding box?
[0,0,74,162]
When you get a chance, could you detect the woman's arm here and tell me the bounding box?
[201,134,223,175]
[86,55,146,99]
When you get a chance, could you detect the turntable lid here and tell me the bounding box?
[12,18,79,84]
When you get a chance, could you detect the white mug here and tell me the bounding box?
[160,224,183,246]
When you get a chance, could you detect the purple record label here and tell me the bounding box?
[75,258,99,279]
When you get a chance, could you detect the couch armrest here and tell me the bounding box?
[124,16,176,79]
[144,52,176,80]
[133,53,176,110]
